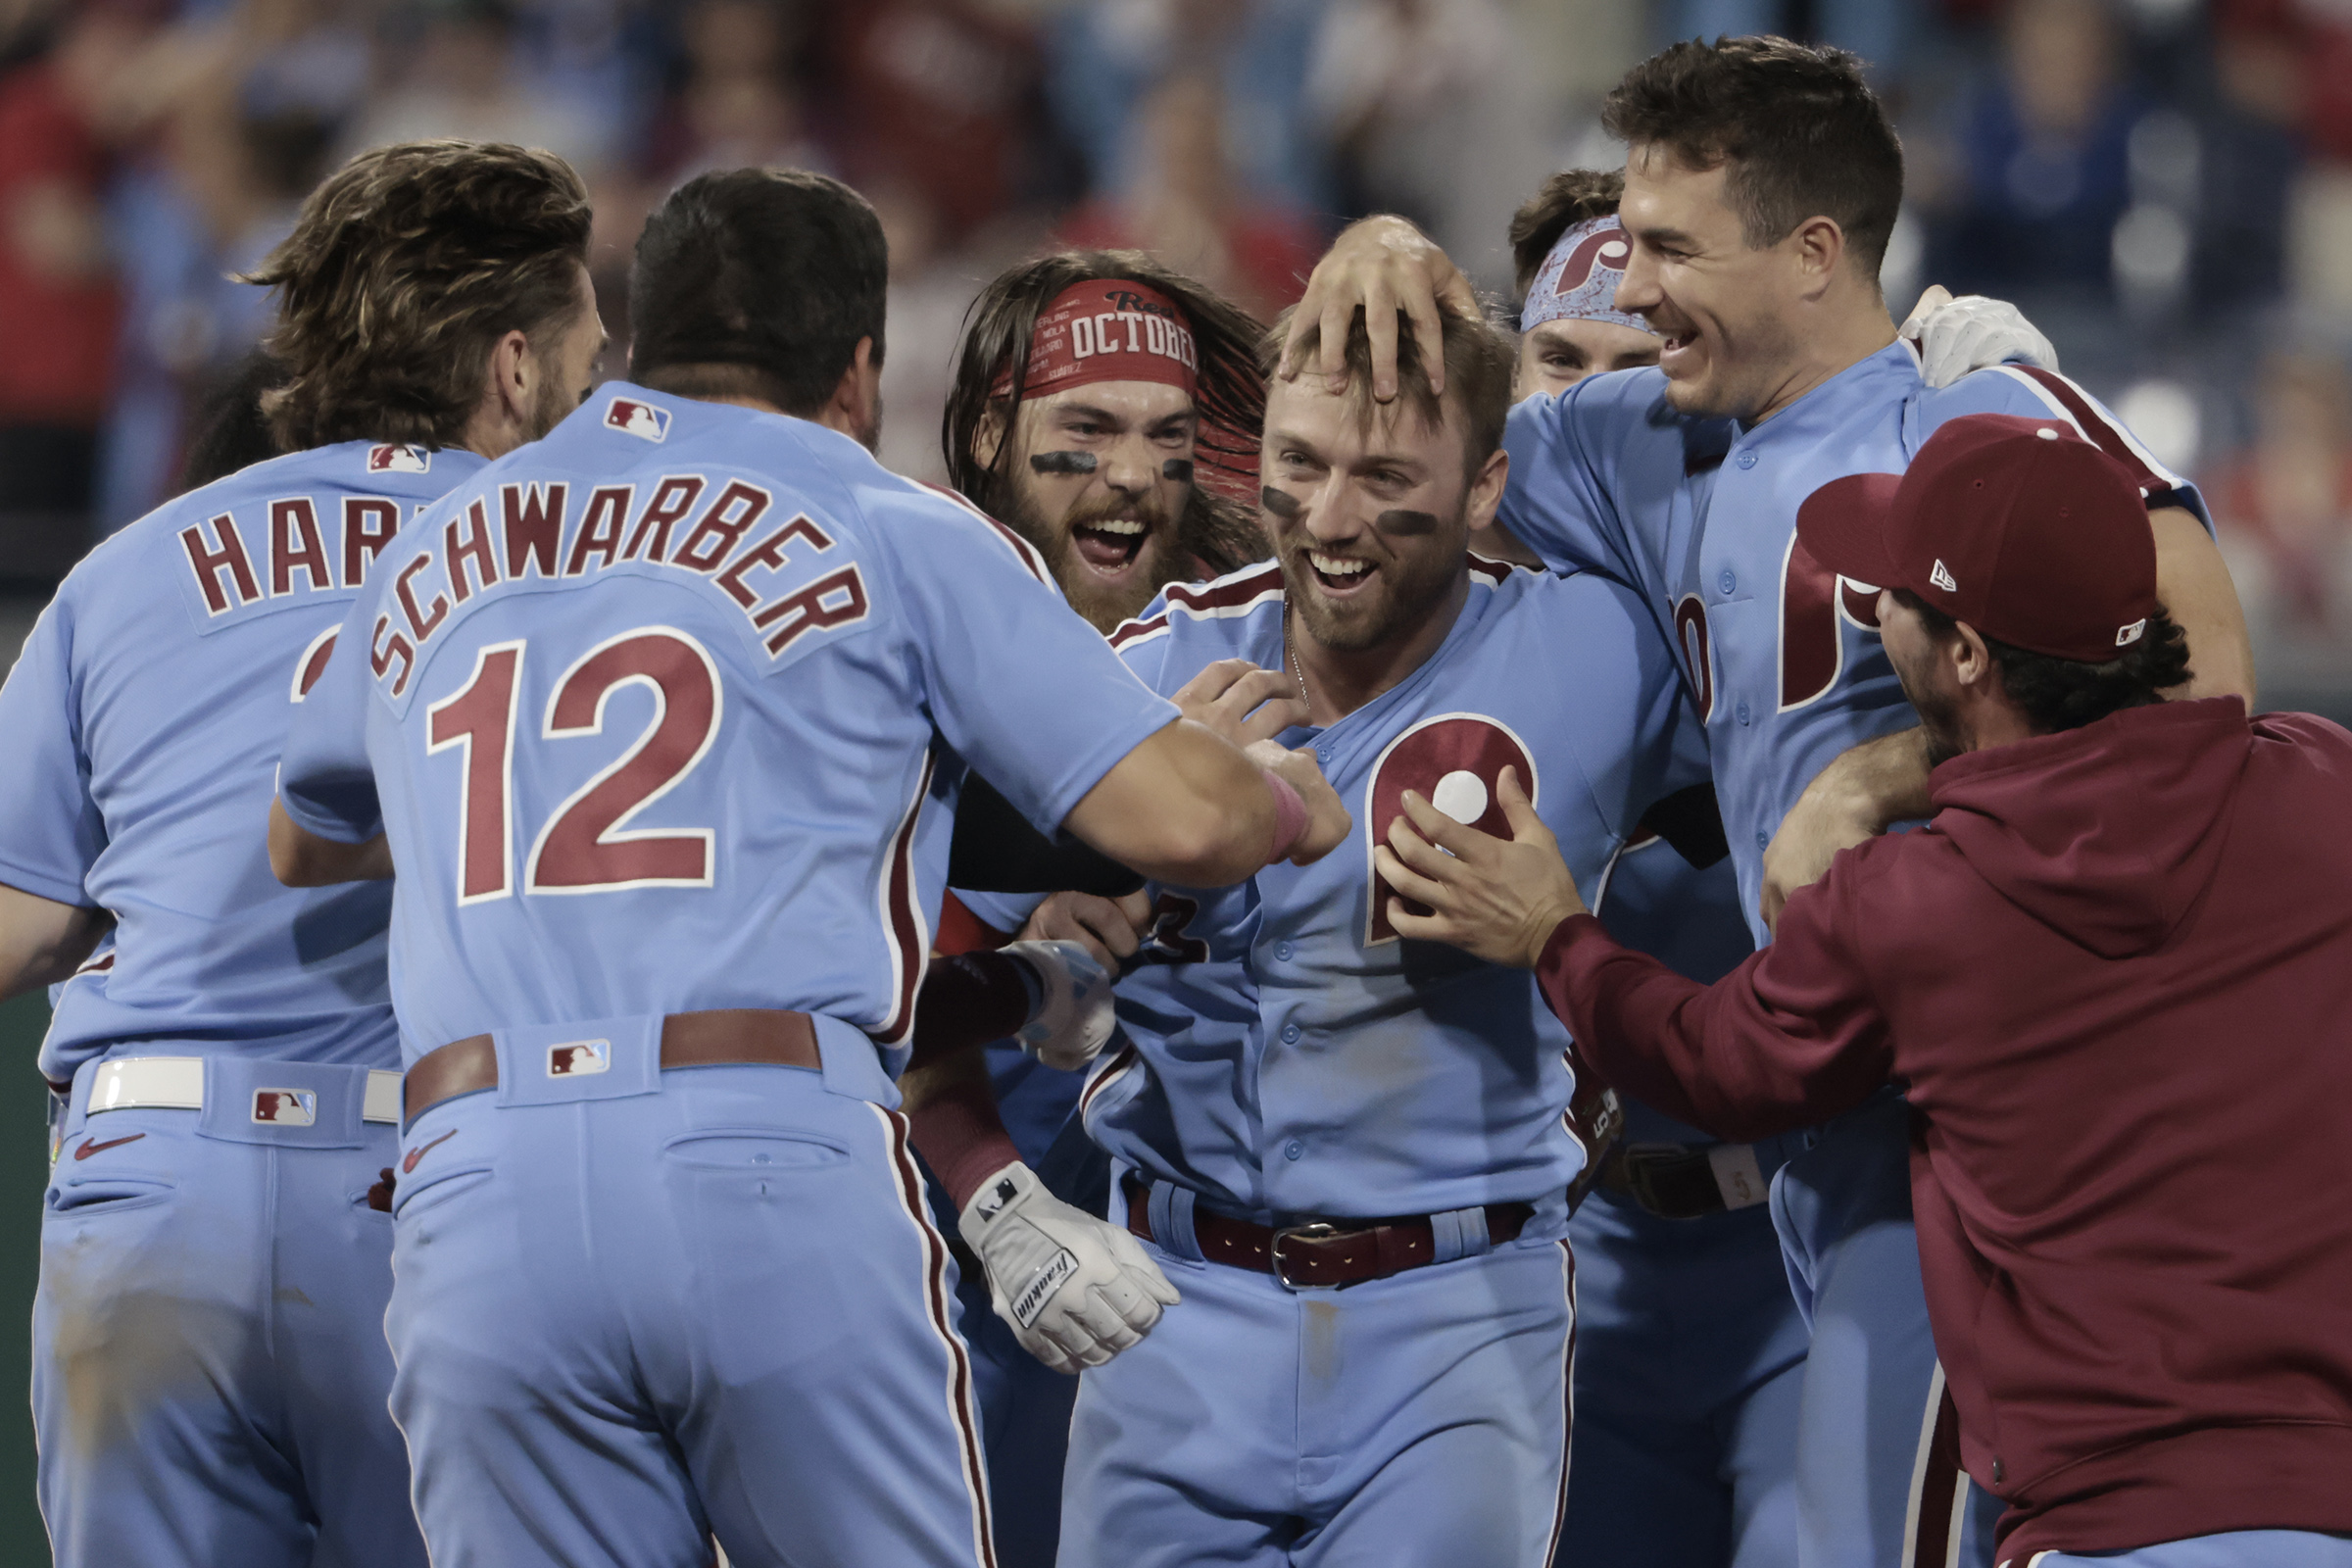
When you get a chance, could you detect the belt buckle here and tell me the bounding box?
[1269,1221,1341,1292]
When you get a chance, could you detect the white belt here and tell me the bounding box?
[86,1057,403,1125]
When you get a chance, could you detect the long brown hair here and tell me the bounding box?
[943,249,1269,575]
[243,139,591,452]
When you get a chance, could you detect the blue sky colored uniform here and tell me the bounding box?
[1499,343,2208,1568]
[0,437,471,1568]
[1565,841,1806,1568]
[1057,557,1701,1568]
[276,385,1180,1568]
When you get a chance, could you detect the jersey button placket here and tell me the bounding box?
[1274,941,1294,961]
[1736,701,1751,725]
[1280,1023,1300,1044]
[1718,568,1737,596]
[1283,1140,1304,1161]
[1736,450,1759,469]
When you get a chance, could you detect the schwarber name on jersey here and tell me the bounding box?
[1079,560,1704,1229]
[0,440,474,1087]
[1498,341,2210,943]
[277,386,1178,1081]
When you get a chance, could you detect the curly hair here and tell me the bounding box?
[1895,589,2195,733]
[944,250,1269,575]
[243,140,591,452]
[1508,169,1626,298]
[1603,35,1903,280]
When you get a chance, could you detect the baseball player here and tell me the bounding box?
[0,140,602,1568]
[269,167,1348,1568]
[1030,297,1732,1568]
[913,251,1283,1568]
[1506,165,2063,1568]
[1283,35,2253,1568]
[1508,168,1808,1568]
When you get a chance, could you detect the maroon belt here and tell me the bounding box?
[1122,1175,1533,1290]
[404,1008,821,1122]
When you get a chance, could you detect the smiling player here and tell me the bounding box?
[1044,299,1725,1568]
[944,253,1268,634]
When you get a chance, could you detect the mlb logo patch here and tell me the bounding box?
[367,443,431,473]
[605,398,670,443]
[547,1039,612,1077]
[252,1089,318,1126]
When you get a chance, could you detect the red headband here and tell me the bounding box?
[992,278,1200,399]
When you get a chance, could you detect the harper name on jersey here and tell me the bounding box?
[0,440,477,1087]
[1082,558,1704,1229]
[1500,342,2209,942]
[277,386,1177,1077]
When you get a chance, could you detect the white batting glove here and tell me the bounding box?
[1903,288,2059,388]
[958,1160,1180,1374]
[1004,939,1117,1071]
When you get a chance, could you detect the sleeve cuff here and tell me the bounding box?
[275,788,376,846]
[0,858,99,909]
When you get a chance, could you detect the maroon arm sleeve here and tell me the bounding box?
[905,1051,1023,1210]
[1534,879,1895,1143]
[905,951,1037,1070]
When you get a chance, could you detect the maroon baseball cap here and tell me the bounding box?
[1794,414,2159,663]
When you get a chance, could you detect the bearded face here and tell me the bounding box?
[995,381,1201,633]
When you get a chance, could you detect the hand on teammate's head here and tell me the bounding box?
[1279,217,1478,403]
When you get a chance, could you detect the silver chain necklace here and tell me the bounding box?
[1284,602,1312,710]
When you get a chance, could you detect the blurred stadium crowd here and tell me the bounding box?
[4,0,2352,701]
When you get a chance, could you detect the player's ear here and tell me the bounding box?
[971,402,1008,470]
[1788,214,1846,299]
[829,336,882,436]
[1464,446,1508,535]
[1951,620,1995,691]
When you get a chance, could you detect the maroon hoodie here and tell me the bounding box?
[1540,698,2352,1562]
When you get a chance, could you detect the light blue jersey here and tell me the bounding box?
[278,385,1178,1075]
[3,435,471,1568]
[0,439,476,1086]
[1082,558,1702,1227]
[1500,343,2208,944]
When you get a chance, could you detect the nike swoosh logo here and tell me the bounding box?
[401,1129,458,1175]
[73,1133,146,1161]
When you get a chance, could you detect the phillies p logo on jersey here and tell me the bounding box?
[252,1089,318,1126]
[367,443,431,474]
[1363,713,1540,944]
[604,397,670,443]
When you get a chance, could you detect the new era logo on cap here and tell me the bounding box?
[1931,560,1958,592]
[605,398,669,443]
[367,443,430,473]
[253,1089,318,1126]
[548,1039,611,1077]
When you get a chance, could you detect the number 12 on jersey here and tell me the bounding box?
[425,625,723,905]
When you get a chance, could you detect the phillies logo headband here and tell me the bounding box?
[993,278,1200,399]
[1520,216,1651,336]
